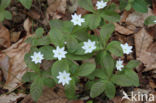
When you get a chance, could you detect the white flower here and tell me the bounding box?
[82,39,96,53]
[71,13,85,26]
[64,41,67,45]
[153,20,156,23]
[116,59,124,71]
[96,0,107,9]
[120,43,133,55]
[56,71,72,86]
[53,46,67,60]
[31,52,44,64]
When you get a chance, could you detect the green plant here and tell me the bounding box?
[23,0,142,101]
[119,0,149,13]
[144,16,156,25]
[0,0,12,22]
[18,0,32,9]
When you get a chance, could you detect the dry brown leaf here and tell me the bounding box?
[126,9,153,27]
[67,0,79,13]
[10,31,21,42]
[0,70,2,82]
[27,9,41,20]
[120,11,131,22]
[22,87,67,103]
[0,93,26,103]
[0,36,30,92]
[152,0,156,15]
[114,23,134,35]
[149,79,156,89]
[46,0,67,19]
[23,18,32,34]
[0,24,11,48]
[22,87,84,103]
[135,28,156,72]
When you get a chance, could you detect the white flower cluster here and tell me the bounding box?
[116,43,133,71]
[30,1,133,86]
[30,39,96,86]
[71,1,108,26]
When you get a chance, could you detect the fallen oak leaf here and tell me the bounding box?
[126,8,153,27]
[114,23,134,35]
[0,93,26,103]
[22,86,84,103]
[46,0,67,20]
[0,24,11,48]
[10,31,21,42]
[0,35,31,92]
[135,28,156,72]
[23,18,32,34]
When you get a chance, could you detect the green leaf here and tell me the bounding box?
[19,0,32,9]
[111,69,139,87]
[50,20,73,34]
[30,76,44,101]
[66,36,79,53]
[101,11,120,22]
[132,0,148,13]
[104,81,116,99]
[50,19,63,29]
[106,41,123,57]
[87,100,93,103]
[78,0,95,12]
[43,78,55,88]
[93,69,109,80]
[66,53,92,60]
[35,27,44,38]
[96,51,114,77]
[66,60,79,75]
[0,10,5,21]
[125,69,139,86]
[4,10,12,20]
[49,28,65,46]
[90,81,105,98]
[73,42,86,55]
[22,72,36,82]
[75,63,96,76]
[51,60,69,82]
[125,60,140,69]
[39,46,55,60]
[27,35,51,46]
[0,0,11,9]
[85,14,101,29]
[100,23,115,47]
[72,28,89,41]
[65,79,76,99]
[119,0,128,10]
[85,81,95,90]
[144,16,156,25]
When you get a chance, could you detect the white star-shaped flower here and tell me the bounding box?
[64,41,67,45]
[52,46,67,60]
[120,43,133,55]
[82,39,96,53]
[31,52,44,64]
[71,13,85,26]
[116,59,124,71]
[56,71,72,86]
[96,0,107,10]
